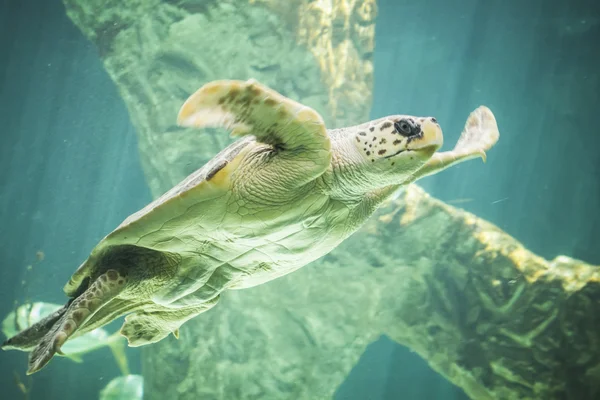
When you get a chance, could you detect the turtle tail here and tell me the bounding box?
[26,269,127,375]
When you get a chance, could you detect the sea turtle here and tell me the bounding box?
[2,79,499,375]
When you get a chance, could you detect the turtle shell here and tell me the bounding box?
[63,136,255,296]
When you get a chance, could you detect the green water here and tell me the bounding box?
[1,0,598,399]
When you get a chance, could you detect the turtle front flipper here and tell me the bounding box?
[411,106,500,181]
[177,79,331,186]
[178,79,330,152]
[26,269,127,375]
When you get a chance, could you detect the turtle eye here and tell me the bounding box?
[394,119,413,136]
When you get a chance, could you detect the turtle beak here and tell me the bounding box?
[409,118,443,157]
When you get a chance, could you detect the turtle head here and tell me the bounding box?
[352,115,443,183]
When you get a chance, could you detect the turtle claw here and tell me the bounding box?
[478,149,487,163]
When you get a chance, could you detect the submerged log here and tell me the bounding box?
[62,1,600,399]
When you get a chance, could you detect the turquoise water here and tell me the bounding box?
[1,0,598,399]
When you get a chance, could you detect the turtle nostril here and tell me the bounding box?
[430,117,438,124]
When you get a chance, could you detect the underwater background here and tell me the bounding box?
[0,0,599,399]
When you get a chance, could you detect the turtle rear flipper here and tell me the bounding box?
[27,269,127,375]
[1,305,68,352]
[120,298,217,347]
[63,259,93,297]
